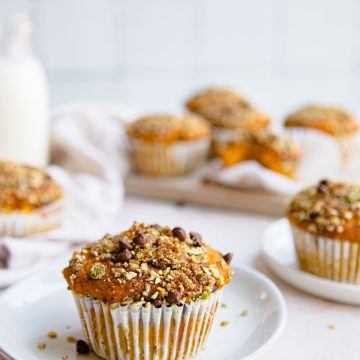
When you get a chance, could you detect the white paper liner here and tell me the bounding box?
[73,290,222,360]
[290,223,360,284]
[0,200,63,237]
[282,127,342,184]
[129,138,210,176]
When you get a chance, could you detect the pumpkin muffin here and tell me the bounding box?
[126,114,211,176]
[186,87,270,132]
[284,105,358,163]
[0,160,63,237]
[287,179,360,283]
[64,222,233,360]
[216,131,301,178]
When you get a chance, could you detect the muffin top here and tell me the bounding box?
[284,105,358,137]
[287,180,360,241]
[63,222,233,306]
[126,114,211,143]
[250,131,301,161]
[186,87,270,130]
[0,161,63,212]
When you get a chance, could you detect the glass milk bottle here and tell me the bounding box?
[0,14,50,167]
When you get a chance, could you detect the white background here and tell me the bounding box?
[1,0,359,121]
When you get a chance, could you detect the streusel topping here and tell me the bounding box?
[186,87,270,130]
[126,114,210,143]
[0,161,63,212]
[287,180,360,235]
[64,222,233,306]
[285,105,358,136]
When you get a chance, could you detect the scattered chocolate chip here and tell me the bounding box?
[223,252,233,265]
[190,232,203,246]
[133,232,148,246]
[76,339,90,354]
[152,298,163,308]
[172,227,187,241]
[175,201,186,207]
[116,249,133,262]
[167,291,182,305]
[0,244,9,268]
[317,179,329,194]
[118,239,133,251]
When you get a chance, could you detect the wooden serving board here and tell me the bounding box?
[125,173,290,216]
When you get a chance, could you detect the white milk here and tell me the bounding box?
[0,15,49,167]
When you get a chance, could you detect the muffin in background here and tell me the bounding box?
[217,131,301,178]
[186,87,270,136]
[126,114,211,176]
[63,222,233,360]
[287,179,360,283]
[0,160,63,237]
[284,105,358,164]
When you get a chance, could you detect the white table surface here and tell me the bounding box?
[2,195,360,360]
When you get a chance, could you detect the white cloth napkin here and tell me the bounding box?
[0,102,136,287]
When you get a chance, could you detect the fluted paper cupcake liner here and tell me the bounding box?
[72,290,222,360]
[0,200,63,237]
[290,224,360,284]
[129,138,210,176]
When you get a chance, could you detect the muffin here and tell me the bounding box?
[287,179,360,283]
[216,131,301,178]
[126,114,211,176]
[63,222,233,360]
[186,87,270,136]
[284,105,358,163]
[0,160,63,237]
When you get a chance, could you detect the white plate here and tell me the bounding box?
[0,257,286,360]
[262,218,360,305]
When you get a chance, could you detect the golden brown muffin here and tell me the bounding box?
[217,131,301,178]
[64,222,232,305]
[287,180,360,242]
[126,114,211,144]
[0,160,63,213]
[126,114,211,176]
[64,223,233,359]
[186,87,270,131]
[287,180,360,283]
[284,105,358,138]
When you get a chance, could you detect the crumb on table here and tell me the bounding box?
[47,330,58,339]
[220,321,229,327]
[37,342,46,350]
[240,309,249,317]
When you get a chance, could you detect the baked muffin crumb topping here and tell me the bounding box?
[0,161,63,212]
[64,222,232,306]
[126,114,210,143]
[287,180,360,236]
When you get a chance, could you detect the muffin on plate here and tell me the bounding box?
[186,87,270,145]
[216,131,301,178]
[0,160,63,237]
[63,222,233,360]
[126,114,211,176]
[284,105,358,163]
[287,179,360,283]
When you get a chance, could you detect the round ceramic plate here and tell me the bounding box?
[0,257,286,360]
[262,218,360,305]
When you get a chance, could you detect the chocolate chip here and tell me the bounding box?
[223,252,233,265]
[317,179,329,194]
[190,232,203,246]
[118,239,133,251]
[0,244,10,269]
[76,339,90,354]
[116,249,133,262]
[152,298,163,308]
[133,232,148,246]
[172,227,187,241]
[167,291,182,305]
